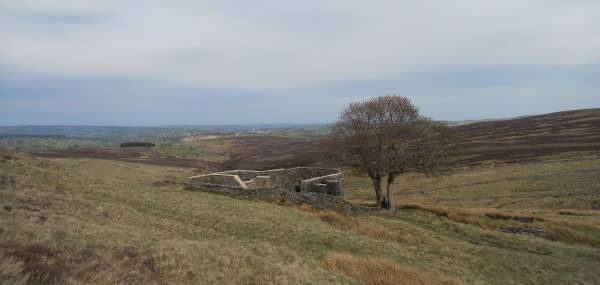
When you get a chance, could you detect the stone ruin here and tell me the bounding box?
[185,167,344,197]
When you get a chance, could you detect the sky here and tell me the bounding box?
[1,0,599,125]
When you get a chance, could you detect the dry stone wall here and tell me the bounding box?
[184,183,362,213]
[190,174,246,189]
[186,167,344,197]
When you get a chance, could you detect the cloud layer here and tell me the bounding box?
[1,0,599,125]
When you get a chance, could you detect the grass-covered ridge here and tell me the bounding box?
[1,153,600,284]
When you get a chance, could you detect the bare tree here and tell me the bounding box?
[331,96,456,209]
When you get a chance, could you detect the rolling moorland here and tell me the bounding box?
[1,109,600,284]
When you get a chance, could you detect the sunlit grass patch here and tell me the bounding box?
[322,252,461,285]
[345,155,600,210]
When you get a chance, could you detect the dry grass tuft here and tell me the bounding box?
[315,210,350,228]
[307,207,444,246]
[355,221,389,238]
[297,203,314,212]
[322,252,461,285]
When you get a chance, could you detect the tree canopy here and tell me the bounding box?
[331,96,456,209]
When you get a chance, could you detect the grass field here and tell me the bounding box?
[1,110,599,284]
[1,152,600,284]
[0,137,109,152]
[345,152,600,210]
[159,142,230,162]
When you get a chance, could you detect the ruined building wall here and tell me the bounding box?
[187,173,246,189]
[186,167,344,197]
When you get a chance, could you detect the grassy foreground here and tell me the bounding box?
[1,153,600,284]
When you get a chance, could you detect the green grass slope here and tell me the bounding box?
[345,153,600,210]
[1,154,600,284]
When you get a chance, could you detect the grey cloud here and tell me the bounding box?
[0,0,599,124]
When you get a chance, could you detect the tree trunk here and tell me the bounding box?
[380,174,397,210]
[369,174,382,207]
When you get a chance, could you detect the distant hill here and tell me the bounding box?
[223,109,600,169]
[5,109,599,169]
[456,108,600,164]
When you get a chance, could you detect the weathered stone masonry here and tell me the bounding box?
[185,167,344,197]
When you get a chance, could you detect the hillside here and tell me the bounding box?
[221,108,600,169]
[1,109,600,284]
[456,108,600,164]
[9,109,599,171]
[1,152,600,284]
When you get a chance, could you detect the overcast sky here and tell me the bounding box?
[1,0,599,125]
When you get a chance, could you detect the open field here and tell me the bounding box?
[1,109,600,284]
[345,153,600,210]
[344,153,600,247]
[1,150,600,284]
[29,147,218,171]
[159,142,230,162]
[0,136,110,152]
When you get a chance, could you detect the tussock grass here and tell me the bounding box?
[2,156,600,284]
[397,204,600,246]
[0,157,350,284]
[315,210,351,228]
[307,208,440,246]
[322,252,461,285]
